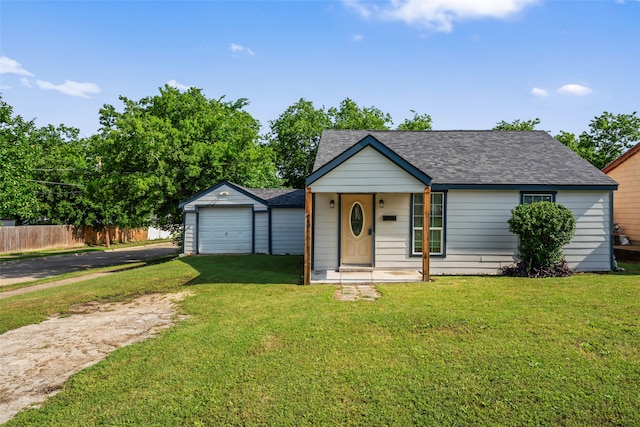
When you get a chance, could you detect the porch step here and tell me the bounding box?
[339,266,374,272]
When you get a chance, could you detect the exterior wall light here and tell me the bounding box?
[379,199,384,208]
[330,200,335,208]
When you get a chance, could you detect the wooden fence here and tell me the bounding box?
[0,225,148,253]
[83,227,148,246]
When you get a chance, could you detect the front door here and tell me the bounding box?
[341,194,373,265]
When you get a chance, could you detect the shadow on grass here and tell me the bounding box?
[178,254,304,286]
[618,262,640,275]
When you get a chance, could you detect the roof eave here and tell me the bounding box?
[179,180,269,210]
[602,142,640,173]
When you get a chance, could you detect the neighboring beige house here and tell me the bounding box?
[603,142,640,245]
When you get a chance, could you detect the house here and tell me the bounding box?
[603,142,640,245]
[180,181,304,255]
[179,130,618,284]
[303,130,618,284]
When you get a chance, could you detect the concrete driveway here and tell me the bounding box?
[0,243,177,286]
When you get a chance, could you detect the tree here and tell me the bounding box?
[0,97,42,221]
[506,202,576,277]
[493,118,541,131]
[397,110,432,131]
[557,112,640,169]
[31,125,92,226]
[0,97,88,225]
[90,85,279,233]
[269,97,397,188]
[268,99,331,188]
[328,98,393,130]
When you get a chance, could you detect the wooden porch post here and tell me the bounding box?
[304,187,312,286]
[422,187,431,282]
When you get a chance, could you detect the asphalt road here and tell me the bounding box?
[0,243,178,286]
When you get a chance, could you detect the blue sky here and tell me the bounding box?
[1,0,639,138]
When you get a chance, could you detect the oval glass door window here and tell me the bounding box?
[350,202,364,237]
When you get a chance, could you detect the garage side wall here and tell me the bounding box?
[271,208,305,255]
[255,211,269,254]
[183,211,197,255]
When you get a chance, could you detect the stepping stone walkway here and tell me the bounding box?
[335,284,380,301]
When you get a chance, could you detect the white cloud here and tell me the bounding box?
[352,34,364,42]
[343,0,539,32]
[36,79,101,98]
[167,79,191,90]
[343,0,376,18]
[0,56,34,76]
[230,43,255,56]
[557,84,592,96]
[0,85,12,90]
[20,77,33,88]
[531,87,549,97]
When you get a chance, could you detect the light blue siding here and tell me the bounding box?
[254,212,269,254]
[311,147,425,193]
[557,191,612,272]
[312,193,339,270]
[183,212,197,255]
[271,209,305,255]
[313,189,612,275]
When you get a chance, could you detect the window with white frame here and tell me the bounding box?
[412,192,444,255]
[522,193,555,204]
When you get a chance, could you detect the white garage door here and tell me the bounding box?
[198,207,252,254]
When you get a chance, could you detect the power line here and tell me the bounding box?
[27,180,84,187]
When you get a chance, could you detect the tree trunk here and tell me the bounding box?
[104,226,111,248]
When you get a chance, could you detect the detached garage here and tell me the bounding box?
[180,181,304,256]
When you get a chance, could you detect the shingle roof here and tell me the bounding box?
[313,130,618,188]
[179,181,304,209]
[237,185,305,207]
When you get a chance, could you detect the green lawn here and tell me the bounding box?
[2,256,639,426]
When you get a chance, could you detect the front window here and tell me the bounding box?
[522,193,555,204]
[413,192,444,255]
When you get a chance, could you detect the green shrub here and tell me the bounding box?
[506,202,576,277]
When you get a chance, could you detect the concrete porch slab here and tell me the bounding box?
[311,269,422,284]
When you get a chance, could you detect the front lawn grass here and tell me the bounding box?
[3,256,639,426]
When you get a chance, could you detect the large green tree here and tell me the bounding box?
[32,124,90,226]
[0,97,42,221]
[397,110,433,131]
[90,85,279,231]
[493,118,541,131]
[267,99,330,188]
[556,112,640,169]
[0,97,88,224]
[327,98,393,130]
